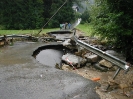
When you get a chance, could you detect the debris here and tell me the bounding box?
[62,64,72,71]
[93,63,108,72]
[91,77,100,81]
[62,53,87,66]
[99,59,113,68]
[55,63,62,70]
[85,54,99,63]
[119,83,130,94]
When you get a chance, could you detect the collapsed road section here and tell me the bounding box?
[0,41,100,99]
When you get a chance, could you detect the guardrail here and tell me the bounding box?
[72,34,130,90]
[0,35,38,41]
[72,35,129,70]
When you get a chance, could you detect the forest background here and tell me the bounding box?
[0,0,133,62]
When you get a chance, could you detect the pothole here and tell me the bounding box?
[32,44,73,68]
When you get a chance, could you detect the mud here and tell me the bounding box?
[0,41,100,99]
[68,66,133,99]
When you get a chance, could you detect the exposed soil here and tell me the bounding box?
[63,65,133,99]
[66,29,133,99]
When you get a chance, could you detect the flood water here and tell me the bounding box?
[36,49,63,67]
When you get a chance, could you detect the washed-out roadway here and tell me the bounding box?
[0,41,100,99]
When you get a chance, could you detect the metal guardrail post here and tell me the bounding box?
[106,68,121,90]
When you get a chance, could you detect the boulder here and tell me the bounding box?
[99,59,113,68]
[62,53,87,66]
[85,54,99,63]
[93,63,108,72]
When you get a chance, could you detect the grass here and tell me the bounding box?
[0,24,94,36]
[76,23,94,36]
[0,28,60,35]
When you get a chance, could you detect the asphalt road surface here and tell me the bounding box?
[0,41,100,99]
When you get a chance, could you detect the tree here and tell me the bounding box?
[80,9,90,24]
[0,0,44,29]
[90,0,133,59]
[43,0,77,28]
[0,0,81,29]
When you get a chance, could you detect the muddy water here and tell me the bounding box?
[36,49,63,67]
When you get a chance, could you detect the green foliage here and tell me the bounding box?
[80,9,90,24]
[0,0,44,29]
[0,0,79,29]
[90,0,133,57]
[76,23,93,36]
[0,28,59,35]
[44,0,76,28]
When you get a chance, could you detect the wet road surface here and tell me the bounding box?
[0,41,100,99]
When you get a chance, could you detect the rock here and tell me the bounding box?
[105,50,125,60]
[85,54,99,63]
[119,83,130,93]
[99,59,113,68]
[108,79,119,86]
[63,39,77,50]
[62,53,87,66]
[86,63,92,67]
[0,41,4,46]
[93,63,108,72]
[62,64,72,71]
[109,65,118,71]
[62,39,71,46]
[119,83,129,89]
[75,49,89,58]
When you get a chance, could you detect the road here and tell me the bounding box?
[0,41,100,99]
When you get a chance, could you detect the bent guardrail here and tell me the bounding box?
[72,34,131,90]
[72,35,129,71]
